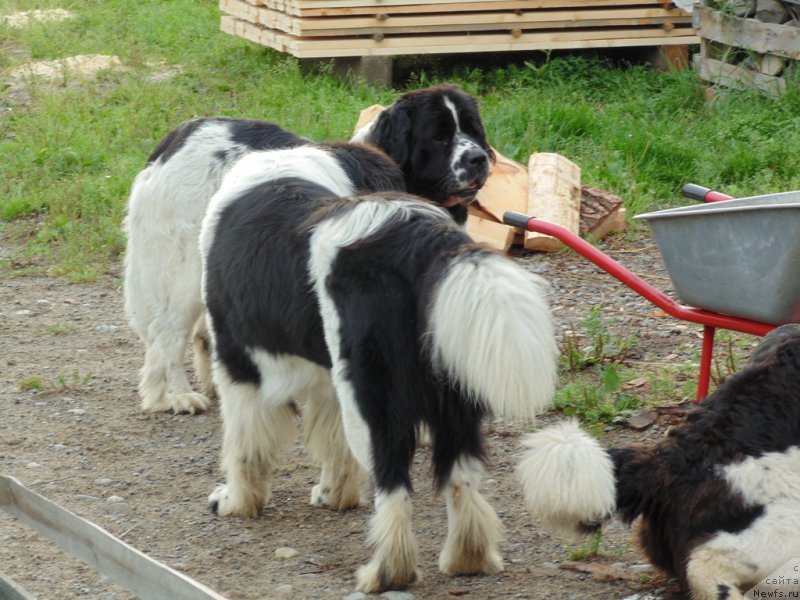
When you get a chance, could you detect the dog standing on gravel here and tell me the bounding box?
[198,139,557,592]
[518,324,800,600]
[123,84,493,415]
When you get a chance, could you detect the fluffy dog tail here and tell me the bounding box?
[427,250,559,421]
[516,420,617,539]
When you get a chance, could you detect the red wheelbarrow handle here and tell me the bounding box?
[681,183,734,203]
[502,211,775,399]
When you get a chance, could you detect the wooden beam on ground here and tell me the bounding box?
[0,475,229,600]
[525,152,581,252]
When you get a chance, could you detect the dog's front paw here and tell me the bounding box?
[439,547,504,577]
[355,557,419,593]
[167,391,210,415]
[310,483,331,508]
[208,484,261,518]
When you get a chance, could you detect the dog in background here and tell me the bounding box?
[518,324,800,600]
[123,84,493,415]
[199,142,557,592]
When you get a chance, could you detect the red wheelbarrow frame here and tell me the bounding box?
[503,205,777,401]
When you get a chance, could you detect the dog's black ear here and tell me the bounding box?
[368,104,412,168]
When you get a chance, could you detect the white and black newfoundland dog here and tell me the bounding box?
[198,142,557,592]
[519,324,800,600]
[123,84,493,415]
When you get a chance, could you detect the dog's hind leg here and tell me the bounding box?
[330,359,419,593]
[303,381,368,511]
[438,454,504,577]
[686,547,748,600]
[430,400,503,577]
[191,312,216,401]
[208,360,298,518]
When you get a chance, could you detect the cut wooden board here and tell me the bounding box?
[474,150,528,222]
[525,153,582,252]
[263,0,687,18]
[224,0,690,37]
[694,52,786,96]
[353,103,384,135]
[693,5,800,59]
[220,16,698,58]
[466,214,516,252]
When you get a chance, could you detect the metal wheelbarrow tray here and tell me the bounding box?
[503,189,800,400]
[634,191,800,325]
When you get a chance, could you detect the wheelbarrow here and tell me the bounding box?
[503,186,800,400]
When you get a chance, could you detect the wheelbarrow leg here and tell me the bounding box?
[697,325,716,401]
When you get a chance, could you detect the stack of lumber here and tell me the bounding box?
[219,0,698,59]
[694,0,800,96]
[354,105,627,253]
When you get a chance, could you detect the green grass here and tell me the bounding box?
[2,0,800,280]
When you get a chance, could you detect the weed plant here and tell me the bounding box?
[2,1,800,278]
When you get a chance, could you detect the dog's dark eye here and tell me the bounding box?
[433,133,450,145]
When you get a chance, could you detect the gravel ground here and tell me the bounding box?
[0,229,751,600]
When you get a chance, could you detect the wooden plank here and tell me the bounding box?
[693,5,800,59]
[231,2,690,37]
[0,475,229,600]
[694,52,786,95]
[261,0,687,18]
[474,149,528,222]
[525,153,581,252]
[220,17,698,58]
[466,214,516,251]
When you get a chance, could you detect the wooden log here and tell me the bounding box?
[579,185,625,238]
[465,214,516,251]
[759,53,785,75]
[525,152,581,252]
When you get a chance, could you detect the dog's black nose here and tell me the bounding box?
[466,148,488,169]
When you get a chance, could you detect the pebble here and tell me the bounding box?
[95,477,113,485]
[630,563,655,574]
[101,495,131,515]
[275,584,294,596]
[343,594,369,600]
[274,546,300,559]
[27,462,42,469]
[95,324,119,334]
[74,494,101,502]
[68,408,86,416]
[540,561,559,569]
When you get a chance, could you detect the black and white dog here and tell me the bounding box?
[518,324,800,600]
[123,84,493,415]
[199,144,557,593]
